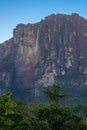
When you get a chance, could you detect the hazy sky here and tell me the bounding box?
[0,0,87,43]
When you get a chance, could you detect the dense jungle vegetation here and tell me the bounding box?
[0,84,87,130]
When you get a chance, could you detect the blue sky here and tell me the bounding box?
[0,0,87,43]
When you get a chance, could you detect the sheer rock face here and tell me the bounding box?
[0,13,87,100]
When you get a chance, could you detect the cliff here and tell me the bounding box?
[0,13,87,103]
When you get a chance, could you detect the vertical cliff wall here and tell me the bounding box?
[0,13,87,103]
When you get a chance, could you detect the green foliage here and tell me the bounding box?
[35,103,71,130]
[0,92,16,130]
[0,85,87,130]
[79,120,87,130]
[44,84,70,103]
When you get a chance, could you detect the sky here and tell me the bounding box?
[0,0,87,43]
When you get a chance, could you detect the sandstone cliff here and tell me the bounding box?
[0,13,87,103]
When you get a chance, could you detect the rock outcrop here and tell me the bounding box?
[0,13,87,103]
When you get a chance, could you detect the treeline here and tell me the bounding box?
[0,85,87,130]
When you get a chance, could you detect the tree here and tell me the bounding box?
[44,84,70,103]
[0,85,87,130]
[34,84,87,130]
[0,92,16,130]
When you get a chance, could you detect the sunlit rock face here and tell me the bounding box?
[0,13,87,102]
[12,23,40,97]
